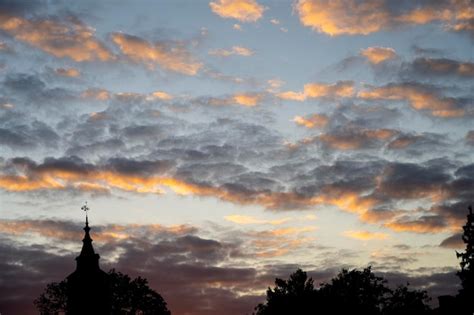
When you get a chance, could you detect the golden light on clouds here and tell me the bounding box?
[384,221,448,233]
[55,67,81,77]
[209,0,265,22]
[293,114,329,129]
[295,0,474,36]
[294,0,388,36]
[313,128,397,150]
[278,81,354,101]
[0,14,113,61]
[209,46,254,57]
[111,32,202,75]
[232,93,262,106]
[358,84,465,117]
[81,88,110,101]
[148,91,173,101]
[360,47,396,64]
[224,214,292,225]
[343,230,389,240]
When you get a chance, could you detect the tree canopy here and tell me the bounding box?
[456,205,474,313]
[34,269,170,315]
[254,267,431,315]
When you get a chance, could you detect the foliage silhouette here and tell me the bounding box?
[319,267,391,314]
[384,284,431,315]
[455,205,474,314]
[253,269,318,315]
[34,269,170,315]
[254,267,431,315]
[34,280,68,315]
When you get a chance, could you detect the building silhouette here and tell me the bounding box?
[66,215,111,314]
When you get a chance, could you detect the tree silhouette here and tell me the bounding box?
[34,269,170,315]
[319,267,390,315]
[254,269,318,315]
[456,205,474,313]
[383,284,431,315]
[34,280,68,315]
[254,267,431,315]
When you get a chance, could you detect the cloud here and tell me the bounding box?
[294,127,397,150]
[55,67,80,77]
[147,91,173,101]
[384,215,450,233]
[294,0,390,36]
[209,45,254,57]
[407,57,474,78]
[224,214,292,225]
[233,23,242,30]
[440,233,464,248]
[0,121,60,150]
[293,114,329,128]
[0,14,113,61]
[360,46,396,64]
[277,81,354,101]
[358,83,468,118]
[0,40,14,53]
[209,0,265,22]
[466,130,474,146]
[343,230,389,240]
[294,0,474,36]
[208,92,264,106]
[111,32,202,75]
[81,88,110,100]
[266,78,284,92]
[375,162,451,200]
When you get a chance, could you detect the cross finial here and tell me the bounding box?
[81,201,90,226]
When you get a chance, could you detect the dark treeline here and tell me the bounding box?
[254,267,430,315]
[254,206,474,315]
[36,206,474,314]
[35,269,170,315]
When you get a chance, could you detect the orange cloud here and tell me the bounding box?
[384,220,448,233]
[0,219,196,243]
[111,32,202,75]
[277,81,354,101]
[224,214,292,225]
[295,0,474,36]
[293,114,329,129]
[358,84,465,117]
[269,226,316,236]
[0,162,378,218]
[360,47,396,64]
[55,67,80,77]
[343,230,389,240]
[0,14,112,61]
[209,0,265,22]
[294,0,389,36]
[311,128,397,150]
[209,46,254,57]
[232,93,262,106]
[147,91,173,101]
[81,88,110,100]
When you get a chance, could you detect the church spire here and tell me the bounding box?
[67,202,111,315]
[76,202,100,271]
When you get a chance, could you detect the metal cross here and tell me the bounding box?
[81,201,90,214]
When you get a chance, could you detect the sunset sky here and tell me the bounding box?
[0,0,473,314]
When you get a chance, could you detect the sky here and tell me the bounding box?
[0,0,473,314]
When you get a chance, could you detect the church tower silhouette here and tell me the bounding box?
[66,207,111,314]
